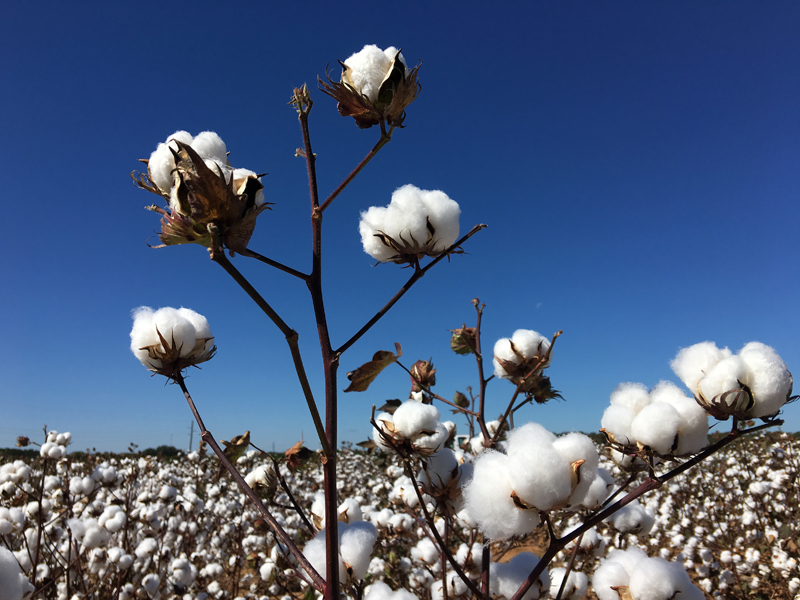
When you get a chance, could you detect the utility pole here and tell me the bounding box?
[188,421,194,452]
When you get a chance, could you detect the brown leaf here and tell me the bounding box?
[285,440,313,471]
[344,347,401,392]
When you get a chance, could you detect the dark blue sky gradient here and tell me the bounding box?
[2,1,798,451]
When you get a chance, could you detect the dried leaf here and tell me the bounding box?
[285,440,313,471]
[344,347,401,392]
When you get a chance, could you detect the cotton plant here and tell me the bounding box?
[359,184,461,265]
[492,329,562,403]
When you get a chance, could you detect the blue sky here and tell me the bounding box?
[2,2,799,452]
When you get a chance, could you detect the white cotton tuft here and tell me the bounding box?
[492,330,550,378]
[739,341,792,417]
[699,355,748,404]
[359,184,460,262]
[463,450,540,540]
[609,500,655,535]
[339,521,378,581]
[364,581,417,600]
[130,305,214,371]
[630,402,681,454]
[610,382,651,413]
[600,405,635,445]
[392,401,441,438]
[651,381,709,454]
[343,45,406,102]
[190,131,228,164]
[670,342,731,393]
[0,547,33,600]
[549,567,589,600]
[553,432,599,504]
[491,552,551,600]
[148,130,191,193]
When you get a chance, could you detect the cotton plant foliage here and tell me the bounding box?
[359,184,460,264]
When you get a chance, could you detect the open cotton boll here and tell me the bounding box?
[190,131,228,164]
[699,355,748,403]
[339,521,378,581]
[420,449,459,490]
[609,500,655,535]
[338,498,363,523]
[610,382,651,413]
[463,450,540,539]
[549,567,589,600]
[651,381,709,454]
[511,330,551,364]
[601,404,635,445]
[739,342,793,417]
[418,187,460,252]
[553,432,599,503]
[491,552,551,600]
[593,560,632,600]
[343,45,407,102]
[148,130,192,193]
[383,186,430,240]
[392,401,441,438]
[671,342,732,393]
[0,546,33,600]
[630,402,682,454]
[364,581,418,600]
[628,556,704,600]
[578,467,615,509]
[372,412,395,451]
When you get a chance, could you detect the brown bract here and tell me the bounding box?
[692,373,794,421]
[318,51,421,129]
[137,328,216,379]
[131,141,270,255]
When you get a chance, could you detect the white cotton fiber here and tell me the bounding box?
[420,449,459,490]
[339,521,378,580]
[372,412,395,451]
[0,546,33,600]
[359,185,460,262]
[364,581,418,600]
[739,342,792,417]
[699,355,748,405]
[492,330,550,378]
[630,402,681,454]
[190,131,228,164]
[392,401,441,438]
[343,45,406,102]
[491,552,551,600]
[592,561,631,600]
[671,342,731,393]
[610,500,655,535]
[549,567,589,600]
[609,382,651,413]
[651,381,709,454]
[463,450,540,540]
[600,404,635,445]
[148,130,191,193]
[553,432,599,503]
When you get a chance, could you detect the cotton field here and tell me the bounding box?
[0,428,797,600]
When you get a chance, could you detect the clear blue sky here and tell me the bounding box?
[2,2,799,452]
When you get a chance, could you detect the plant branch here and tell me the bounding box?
[174,372,325,592]
[336,224,487,356]
[319,127,394,213]
[239,248,309,280]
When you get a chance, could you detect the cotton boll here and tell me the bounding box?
[651,381,709,454]
[610,500,655,535]
[671,342,732,393]
[628,556,703,600]
[491,553,550,600]
[385,185,434,242]
[699,355,748,404]
[359,206,396,262]
[549,567,588,600]
[339,522,378,580]
[463,450,540,540]
[364,581,417,600]
[420,449,459,490]
[510,330,550,365]
[392,402,441,438]
[343,45,395,102]
[190,131,228,164]
[372,412,395,451]
[338,498,363,523]
[592,561,631,600]
[630,402,681,454]
[739,342,793,417]
[148,131,191,193]
[141,573,160,598]
[600,405,635,445]
[578,468,615,509]
[553,432,599,503]
[152,307,197,358]
[610,382,651,413]
[418,188,460,251]
[177,307,212,346]
[0,546,34,600]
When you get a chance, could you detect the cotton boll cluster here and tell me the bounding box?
[39,430,71,460]
[593,547,703,600]
[130,306,215,377]
[359,184,460,264]
[671,341,793,420]
[601,380,709,456]
[0,546,34,600]
[373,400,448,456]
[463,423,598,539]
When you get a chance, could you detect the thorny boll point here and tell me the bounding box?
[131,131,270,256]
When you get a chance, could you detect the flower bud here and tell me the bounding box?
[454,391,469,408]
[319,45,420,129]
[450,325,477,355]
